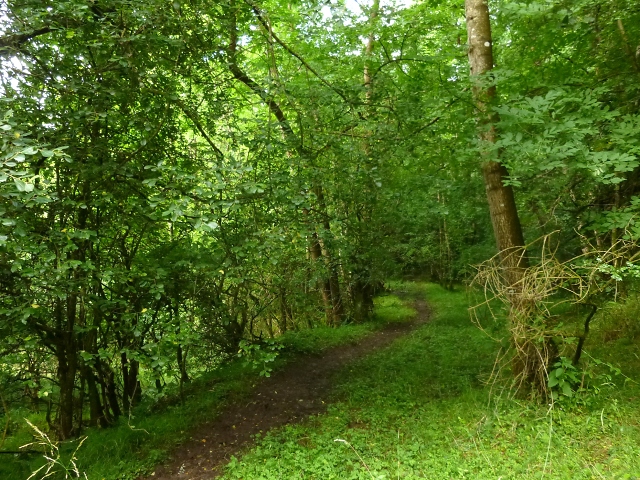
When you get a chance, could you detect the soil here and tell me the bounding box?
[144,297,430,479]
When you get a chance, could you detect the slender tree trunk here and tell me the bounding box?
[309,227,334,324]
[466,0,549,392]
[82,312,106,427]
[174,305,190,384]
[77,374,85,434]
[278,287,289,333]
[55,296,78,439]
[465,0,528,281]
[349,0,381,323]
[121,352,141,411]
[56,348,76,440]
[616,19,640,73]
[313,186,344,324]
[177,345,190,385]
[226,3,344,324]
[363,0,380,103]
[437,193,453,289]
[103,366,121,419]
[83,368,105,427]
[120,352,130,409]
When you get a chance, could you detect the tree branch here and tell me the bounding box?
[0,27,54,54]
[572,303,597,366]
[244,0,356,110]
[227,1,295,140]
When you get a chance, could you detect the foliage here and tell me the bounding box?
[0,293,412,480]
[0,0,639,476]
[548,355,624,407]
[237,339,283,377]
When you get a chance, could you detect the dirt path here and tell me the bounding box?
[145,298,430,480]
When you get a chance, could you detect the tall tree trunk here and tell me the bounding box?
[121,352,141,411]
[55,296,78,439]
[56,347,76,440]
[102,365,122,419]
[177,345,190,385]
[174,305,190,384]
[313,186,344,324]
[363,0,380,103]
[466,0,548,392]
[278,286,288,333]
[465,0,527,281]
[309,227,335,324]
[84,369,104,427]
[349,0,381,323]
[82,307,106,427]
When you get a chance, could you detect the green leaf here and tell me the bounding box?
[14,179,26,192]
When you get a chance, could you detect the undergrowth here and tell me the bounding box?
[4,284,640,479]
[0,294,411,480]
[219,283,640,480]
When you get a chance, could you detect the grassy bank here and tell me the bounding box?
[0,294,413,480]
[219,283,640,479]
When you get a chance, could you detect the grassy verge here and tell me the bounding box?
[1,293,413,480]
[219,282,640,479]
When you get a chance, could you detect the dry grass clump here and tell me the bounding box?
[471,233,637,397]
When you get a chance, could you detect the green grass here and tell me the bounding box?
[278,294,415,355]
[1,359,258,480]
[5,284,640,479]
[219,283,640,480]
[0,294,413,480]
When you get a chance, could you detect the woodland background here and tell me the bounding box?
[0,0,639,477]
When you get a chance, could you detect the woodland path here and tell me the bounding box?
[145,296,430,480]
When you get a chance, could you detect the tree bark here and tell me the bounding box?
[177,345,190,385]
[56,347,77,440]
[309,227,335,324]
[82,310,107,427]
[121,352,141,411]
[465,0,528,282]
[313,187,344,324]
[349,0,381,323]
[363,0,380,104]
[54,297,78,440]
[102,365,122,419]
[466,0,547,393]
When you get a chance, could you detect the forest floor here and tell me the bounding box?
[5,282,640,480]
[210,283,640,480]
[145,295,431,479]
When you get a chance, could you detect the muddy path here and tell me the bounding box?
[145,297,430,479]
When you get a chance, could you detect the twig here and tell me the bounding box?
[334,439,375,480]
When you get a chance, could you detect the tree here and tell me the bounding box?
[465,0,527,280]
